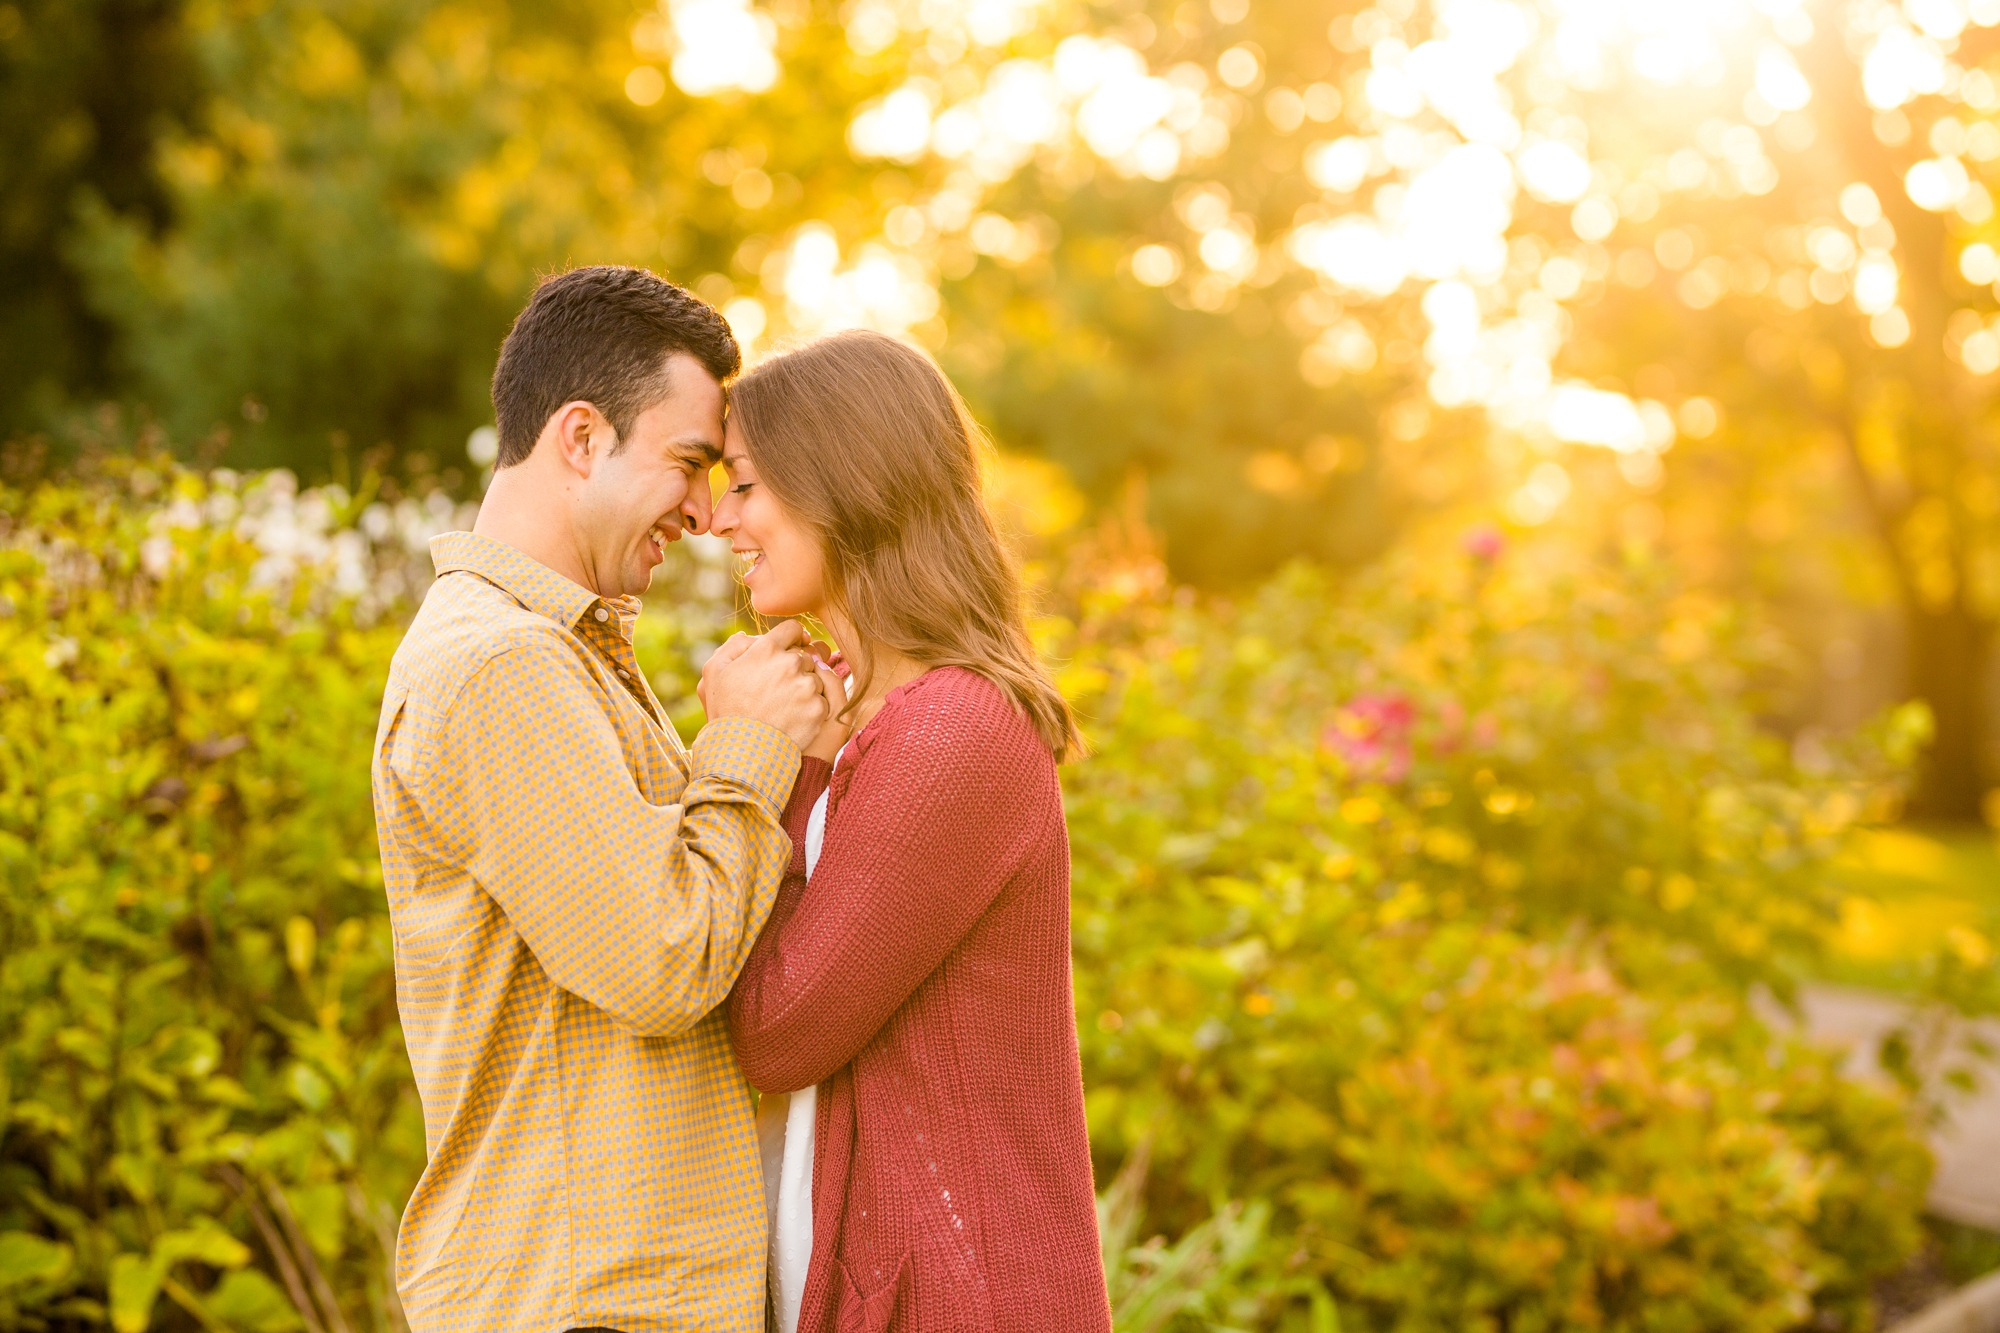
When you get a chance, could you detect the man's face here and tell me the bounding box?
[572,354,724,598]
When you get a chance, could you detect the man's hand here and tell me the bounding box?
[699,620,834,751]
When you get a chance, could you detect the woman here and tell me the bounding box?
[713,329,1110,1333]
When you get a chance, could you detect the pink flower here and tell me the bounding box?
[1433,698,1466,754]
[1462,523,1506,561]
[1322,691,1417,782]
[1432,700,1501,755]
[1470,711,1500,749]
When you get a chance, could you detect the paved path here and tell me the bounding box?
[1889,1268,2000,1333]
[1793,984,2000,1230]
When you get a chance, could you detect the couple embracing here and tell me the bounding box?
[370,266,1110,1333]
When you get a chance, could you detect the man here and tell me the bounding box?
[372,266,834,1333]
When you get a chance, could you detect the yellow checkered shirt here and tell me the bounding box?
[372,531,796,1333]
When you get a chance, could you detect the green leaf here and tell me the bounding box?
[287,1184,346,1260]
[1306,1283,1342,1333]
[108,1253,165,1333]
[284,917,316,980]
[0,1232,72,1290]
[286,1063,330,1112]
[320,1123,355,1168]
[205,1269,306,1333]
[155,1226,252,1270]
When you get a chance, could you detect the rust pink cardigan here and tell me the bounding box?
[726,666,1110,1333]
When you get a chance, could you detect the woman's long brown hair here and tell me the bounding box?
[729,329,1081,761]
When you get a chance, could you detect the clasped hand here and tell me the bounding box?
[697,619,851,755]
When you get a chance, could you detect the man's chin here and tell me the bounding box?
[630,535,675,593]
[606,561,655,600]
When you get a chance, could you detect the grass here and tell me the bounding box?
[1814,827,2000,1315]
[1816,826,2000,994]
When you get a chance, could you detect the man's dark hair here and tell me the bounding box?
[490,266,740,467]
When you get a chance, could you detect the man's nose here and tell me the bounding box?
[682,482,714,536]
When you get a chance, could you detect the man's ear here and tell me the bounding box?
[544,401,608,479]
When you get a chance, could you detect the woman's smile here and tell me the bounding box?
[710,421,828,618]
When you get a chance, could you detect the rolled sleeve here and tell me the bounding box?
[689,716,803,814]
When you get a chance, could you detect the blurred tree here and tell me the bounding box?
[1540,14,2000,820]
[15,0,2000,810]
[51,0,899,475]
[866,0,2000,815]
[0,0,197,433]
[788,0,1421,580]
[7,0,1407,575]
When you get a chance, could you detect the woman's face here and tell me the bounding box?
[711,417,829,619]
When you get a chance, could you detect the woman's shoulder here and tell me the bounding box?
[881,663,1019,727]
[855,665,1049,766]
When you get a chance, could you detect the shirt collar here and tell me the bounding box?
[606,596,643,636]
[430,530,609,632]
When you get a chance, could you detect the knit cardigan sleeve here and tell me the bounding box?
[726,669,1046,1094]
[735,752,831,997]
[780,755,834,858]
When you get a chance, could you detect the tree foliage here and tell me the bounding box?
[12,0,2000,807]
[0,0,198,426]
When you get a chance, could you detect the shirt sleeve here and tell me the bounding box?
[782,756,835,851]
[727,676,1048,1092]
[433,635,800,1038]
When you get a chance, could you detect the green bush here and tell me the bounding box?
[0,463,418,1333]
[1053,527,1935,1332]
[0,464,1941,1333]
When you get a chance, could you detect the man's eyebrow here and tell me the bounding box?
[671,435,723,466]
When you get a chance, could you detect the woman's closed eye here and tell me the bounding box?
[731,481,755,495]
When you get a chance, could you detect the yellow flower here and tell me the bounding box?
[1946,925,1993,969]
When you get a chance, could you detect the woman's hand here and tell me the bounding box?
[803,641,852,762]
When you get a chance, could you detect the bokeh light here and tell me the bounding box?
[666,0,779,95]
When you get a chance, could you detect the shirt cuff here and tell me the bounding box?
[782,756,836,841]
[690,717,802,814]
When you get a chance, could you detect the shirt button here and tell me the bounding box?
[594,607,609,622]
[617,668,630,678]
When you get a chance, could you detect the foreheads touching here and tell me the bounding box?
[490,265,740,468]
[479,265,741,598]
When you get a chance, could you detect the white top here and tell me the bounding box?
[754,745,841,1333]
